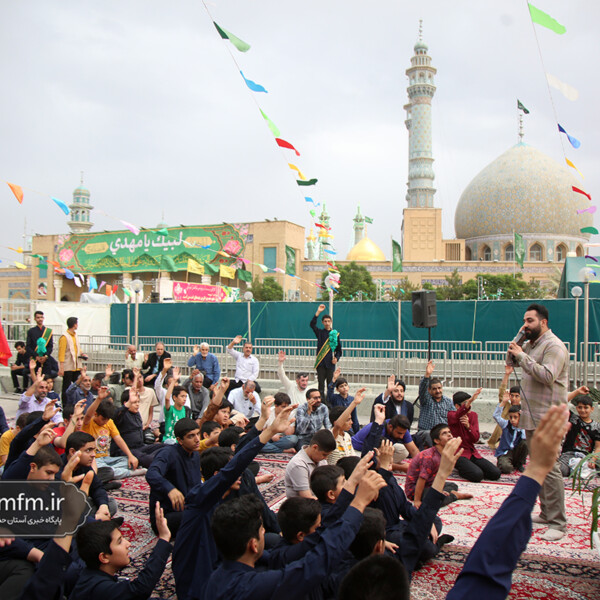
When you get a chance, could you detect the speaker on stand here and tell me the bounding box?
[412,291,437,360]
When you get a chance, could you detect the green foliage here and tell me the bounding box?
[388,277,421,301]
[250,276,284,301]
[461,273,546,300]
[320,262,376,301]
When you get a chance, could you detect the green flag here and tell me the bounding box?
[204,262,219,275]
[517,99,530,114]
[237,269,252,282]
[528,3,566,34]
[161,255,177,272]
[514,233,525,269]
[260,109,281,137]
[392,239,403,272]
[285,245,296,275]
[364,216,374,224]
[213,22,251,52]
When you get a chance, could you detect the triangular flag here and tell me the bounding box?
[7,182,23,204]
[213,22,251,52]
[297,179,318,186]
[576,206,596,215]
[309,209,316,217]
[98,281,106,291]
[581,227,599,235]
[258,264,269,272]
[89,276,98,291]
[276,138,300,156]
[157,228,169,236]
[105,284,113,296]
[14,262,27,269]
[528,3,566,34]
[517,99,530,114]
[260,109,281,137]
[288,163,306,180]
[51,197,70,215]
[572,186,591,201]
[240,71,267,93]
[121,220,140,235]
[112,284,119,295]
[73,276,82,288]
[63,268,75,279]
[48,260,60,267]
[304,197,320,207]
[547,73,579,101]
[123,288,132,297]
[566,158,584,179]
[8,246,23,253]
[558,124,581,149]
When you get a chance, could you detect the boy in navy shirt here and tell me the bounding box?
[493,393,528,474]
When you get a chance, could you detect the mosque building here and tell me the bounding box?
[0,25,593,303]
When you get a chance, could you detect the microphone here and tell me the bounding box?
[507,329,527,366]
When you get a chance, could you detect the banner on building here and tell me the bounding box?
[172,281,240,303]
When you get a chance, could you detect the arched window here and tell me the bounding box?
[556,244,567,262]
[576,245,584,257]
[483,245,492,261]
[505,243,514,261]
[529,243,543,261]
[465,246,472,261]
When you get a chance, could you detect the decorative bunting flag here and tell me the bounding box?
[240,71,267,93]
[123,288,132,297]
[327,262,338,270]
[217,251,230,258]
[275,138,300,156]
[73,276,82,288]
[581,227,599,235]
[309,210,316,217]
[566,158,584,179]
[517,99,530,114]
[558,124,581,149]
[7,182,23,204]
[89,276,98,291]
[323,249,336,255]
[157,228,169,236]
[315,223,330,230]
[105,284,113,296]
[63,268,75,279]
[577,206,596,214]
[258,264,269,273]
[273,267,285,274]
[514,233,525,269]
[365,216,374,224]
[304,197,320,206]
[585,256,598,262]
[98,281,106,291]
[8,246,23,253]
[546,74,579,101]
[285,245,296,276]
[121,220,140,235]
[51,197,70,215]
[392,239,403,272]
[237,269,252,282]
[14,262,27,270]
[260,110,281,137]
[528,3,566,34]
[572,186,591,201]
[288,164,306,180]
[112,284,119,295]
[48,260,60,268]
[297,179,317,186]
[213,22,251,52]
[187,259,205,275]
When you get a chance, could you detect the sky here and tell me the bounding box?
[1,0,598,264]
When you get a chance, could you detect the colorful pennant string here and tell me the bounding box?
[260,110,280,137]
[558,124,581,149]
[275,138,300,156]
[213,22,251,52]
[51,197,70,215]
[7,182,23,204]
[565,158,584,179]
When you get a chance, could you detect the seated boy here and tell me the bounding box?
[285,429,336,498]
[70,503,172,599]
[448,389,501,483]
[260,392,298,454]
[145,418,203,536]
[558,393,600,477]
[0,413,28,469]
[163,368,192,444]
[327,368,360,434]
[405,423,472,507]
[488,365,521,448]
[82,387,144,479]
[493,395,528,474]
[328,405,360,465]
[53,400,86,455]
[276,497,322,545]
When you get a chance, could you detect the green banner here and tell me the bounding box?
[56,225,247,274]
[392,239,403,272]
[285,245,296,275]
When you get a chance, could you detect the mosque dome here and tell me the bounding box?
[346,237,386,261]
[454,143,592,240]
[73,185,90,197]
[414,39,428,52]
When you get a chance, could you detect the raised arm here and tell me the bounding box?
[332,388,364,438]
[83,386,109,426]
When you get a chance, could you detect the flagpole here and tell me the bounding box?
[513,230,516,279]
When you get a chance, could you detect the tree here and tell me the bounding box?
[461,273,546,300]
[388,277,421,301]
[436,269,465,300]
[250,276,284,301]
[320,262,376,301]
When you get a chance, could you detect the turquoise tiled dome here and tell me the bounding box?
[454,143,592,239]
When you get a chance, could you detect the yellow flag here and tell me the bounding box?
[288,163,306,180]
[14,262,27,269]
[220,264,236,279]
[187,259,205,275]
[565,158,584,179]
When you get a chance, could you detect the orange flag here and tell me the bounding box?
[105,284,113,296]
[7,182,24,204]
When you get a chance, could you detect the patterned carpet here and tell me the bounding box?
[113,446,600,599]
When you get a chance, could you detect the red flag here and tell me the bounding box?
[112,284,119,295]
[572,186,592,201]
[7,182,24,204]
[275,138,300,156]
[105,284,113,296]
[0,323,12,366]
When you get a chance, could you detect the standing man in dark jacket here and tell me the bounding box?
[311,304,342,401]
[26,310,53,357]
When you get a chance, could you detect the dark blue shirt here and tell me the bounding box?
[327,382,359,434]
[172,435,265,600]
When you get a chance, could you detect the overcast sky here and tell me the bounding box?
[1,0,598,264]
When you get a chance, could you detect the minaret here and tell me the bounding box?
[401,22,444,262]
[404,20,437,208]
[67,173,94,234]
[306,228,317,260]
[317,204,330,260]
[353,205,365,245]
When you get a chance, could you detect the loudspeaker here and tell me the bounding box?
[412,290,437,328]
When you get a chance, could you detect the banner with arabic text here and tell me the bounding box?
[172,281,240,303]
